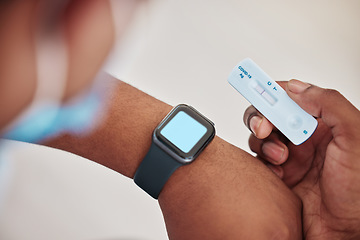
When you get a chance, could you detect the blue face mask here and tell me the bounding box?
[2,88,103,143]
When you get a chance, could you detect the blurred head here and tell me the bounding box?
[0,0,141,139]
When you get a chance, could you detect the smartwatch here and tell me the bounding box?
[134,104,215,199]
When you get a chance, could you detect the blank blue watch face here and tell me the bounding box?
[160,111,207,153]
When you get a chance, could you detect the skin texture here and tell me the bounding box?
[1,1,303,239]
[245,79,360,240]
[43,77,303,239]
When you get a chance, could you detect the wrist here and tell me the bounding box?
[158,136,302,239]
[43,79,173,178]
[96,82,173,178]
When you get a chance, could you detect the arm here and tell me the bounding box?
[44,75,302,239]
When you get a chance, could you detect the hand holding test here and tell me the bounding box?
[228,58,317,145]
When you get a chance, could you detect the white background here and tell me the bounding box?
[1,0,359,239]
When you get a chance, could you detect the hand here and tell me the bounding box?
[244,79,360,239]
[45,79,303,240]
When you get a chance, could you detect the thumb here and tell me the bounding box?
[284,79,360,149]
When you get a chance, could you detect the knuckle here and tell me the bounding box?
[248,134,260,153]
[323,88,342,99]
[248,136,256,151]
[244,105,257,117]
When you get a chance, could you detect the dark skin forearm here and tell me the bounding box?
[44,78,171,178]
[44,75,302,239]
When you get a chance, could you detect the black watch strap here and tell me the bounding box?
[134,141,183,199]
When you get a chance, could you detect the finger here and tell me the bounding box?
[249,133,289,165]
[243,106,274,139]
[285,79,360,151]
[266,164,284,179]
[280,139,318,188]
[252,145,285,179]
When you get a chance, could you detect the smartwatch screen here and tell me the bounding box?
[155,104,215,161]
[160,111,207,153]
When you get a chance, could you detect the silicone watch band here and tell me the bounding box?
[134,141,183,199]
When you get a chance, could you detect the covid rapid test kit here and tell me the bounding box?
[228,58,317,145]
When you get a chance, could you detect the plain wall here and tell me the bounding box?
[1,0,359,239]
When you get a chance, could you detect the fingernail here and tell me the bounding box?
[262,141,285,164]
[288,79,311,94]
[249,116,263,136]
